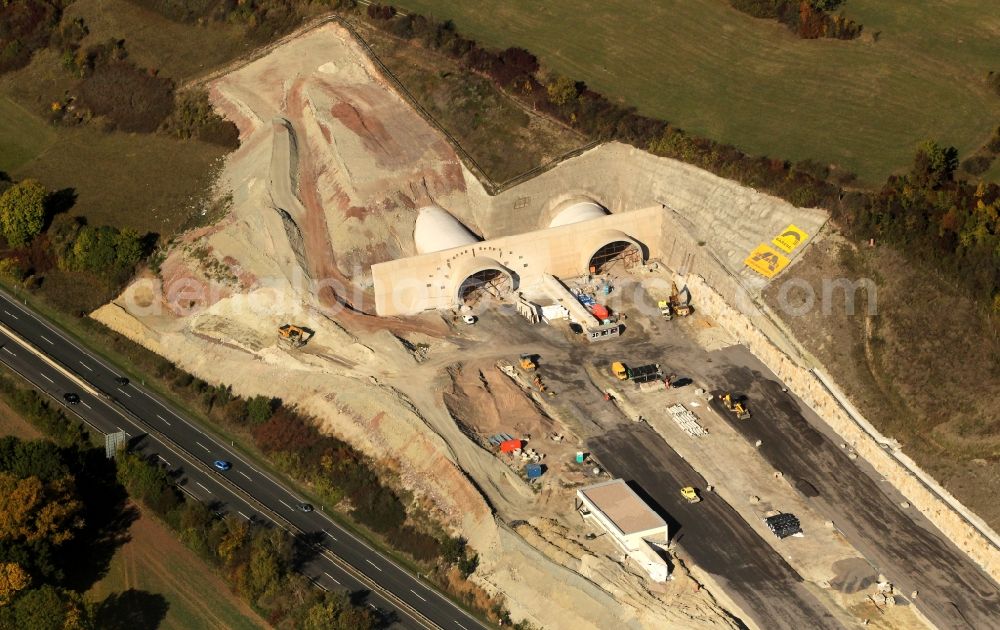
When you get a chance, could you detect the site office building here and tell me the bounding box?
[576,479,670,581]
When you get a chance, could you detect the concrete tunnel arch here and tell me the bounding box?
[450,255,517,307]
[583,229,645,274]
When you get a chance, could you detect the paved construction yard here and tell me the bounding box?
[469,271,1000,630]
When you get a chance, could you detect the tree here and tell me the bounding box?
[546,75,579,107]
[0,584,93,630]
[246,395,277,425]
[0,179,46,247]
[301,591,375,630]
[912,140,958,190]
[0,472,84,545]
[0,562,30,605]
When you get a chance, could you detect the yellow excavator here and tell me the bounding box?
[670,282,692,317]
[519,354,537,371]
[721,392,751,420]
[277,324,311,349]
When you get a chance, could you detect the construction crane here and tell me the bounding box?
[277,324,311,349]
[720,392,751,420]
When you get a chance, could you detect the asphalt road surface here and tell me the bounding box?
[709,347,1000,630]
[589,424,844,630]
[0,289,486,630]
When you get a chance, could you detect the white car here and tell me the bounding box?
[462,315,477,325]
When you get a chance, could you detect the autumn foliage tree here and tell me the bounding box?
[0,179,47,247]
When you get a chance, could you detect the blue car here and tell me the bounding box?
[213,460,232,471]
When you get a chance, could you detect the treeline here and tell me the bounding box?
[0,367,376,629]
[116,451,376,629]
[728,0,863,39]
[151,358,477,565]
[0,177,147,303]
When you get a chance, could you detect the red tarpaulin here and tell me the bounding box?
[499,439,522,453]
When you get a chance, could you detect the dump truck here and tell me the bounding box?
[611,362,629,380]
[721,392,751,420]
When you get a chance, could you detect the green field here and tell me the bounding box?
[87,508,268,630]
[0,96,57,173]
[387,0,1000,185]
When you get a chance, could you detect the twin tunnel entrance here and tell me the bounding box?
[455,237,644,307]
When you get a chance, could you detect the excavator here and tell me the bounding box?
[670,282,693,317]
[277,324,312,349]
[720,392,751,420]
[519,354,538,371]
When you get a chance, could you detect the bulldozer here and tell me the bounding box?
[277,324,312,349]
[721,392,751,420]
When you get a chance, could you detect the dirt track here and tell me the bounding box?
[706,347,1000,630]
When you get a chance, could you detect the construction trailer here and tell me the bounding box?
[576,479,670,582]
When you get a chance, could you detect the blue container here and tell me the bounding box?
[525,463,543,479]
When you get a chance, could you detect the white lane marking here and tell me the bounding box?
[324,572,341,585]
[118,389,132,398]
[313,581,329,592]
[238,471,251,481]
[156,414,171,426]
[279,499,293,510]
[196,481,211,493]
[2,347,15,356]
[196,441,210,452]
[79,361,92,371]
[157,455,171,466]
[40,335,53,345]
[455,622,469,630]
[41,373,53,383]
[365,559,382,571]
[81,402,92,410]
[238,511,250,520]
[325,531,338,542]
[3,310,18,320]
[410,589,427,602]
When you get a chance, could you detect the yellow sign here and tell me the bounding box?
[744,244,790,278]
[772,224,809,253]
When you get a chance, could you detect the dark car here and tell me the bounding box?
[298,503,314,513]
[63,392,80,405]
[213,460,232,471]
[115,376,130,386]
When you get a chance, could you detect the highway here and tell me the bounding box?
[0,289,486,630]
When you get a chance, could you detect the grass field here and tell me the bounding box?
[385,0,1000,185]
[0,96,58,173]
[0,398,43,441]
[87,507,268,630]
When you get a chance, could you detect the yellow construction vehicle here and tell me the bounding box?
[721,392,751,420]
[519,354,537,371]
[277,324,311,348]
[611,362,629,380]
[680,486,701,504]
[657,299,674,321]
[670,282,692,317]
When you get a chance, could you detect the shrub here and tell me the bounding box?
[76,61,175,132]
[961,155,994,176]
